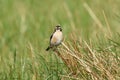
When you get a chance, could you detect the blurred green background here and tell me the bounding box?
[0,0,120,53]
[0,0,120,79]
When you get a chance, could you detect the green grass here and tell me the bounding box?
[0,0,120,80]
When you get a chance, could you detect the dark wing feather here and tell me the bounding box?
[50,34,53,40]
[49,33,54,44]
[49,29,56,46]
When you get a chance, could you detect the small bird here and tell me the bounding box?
[46,25,63,51]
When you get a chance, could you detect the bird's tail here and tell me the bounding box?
[46,46,50,51]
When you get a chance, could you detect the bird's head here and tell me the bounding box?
[54,25,62,31]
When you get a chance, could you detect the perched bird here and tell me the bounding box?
[46,25,63,51]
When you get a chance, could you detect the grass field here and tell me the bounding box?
[0,0,120,80]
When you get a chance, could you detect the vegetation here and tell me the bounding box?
[0,0,120,80]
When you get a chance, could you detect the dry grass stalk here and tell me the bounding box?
[54,42,94,78]
[61,42,91,73]
[54,48,78,75]
[28,42,38,80]
[83,3,103,29]
[102,10,112,37]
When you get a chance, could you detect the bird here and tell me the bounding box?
[46,25,63,51]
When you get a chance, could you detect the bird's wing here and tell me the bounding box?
[50,33,53,43]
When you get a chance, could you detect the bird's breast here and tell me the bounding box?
[51,31,63,45]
